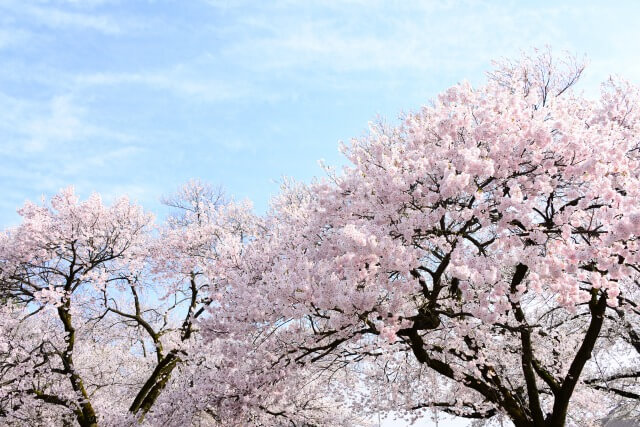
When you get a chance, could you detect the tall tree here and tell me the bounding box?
[203,50,640,426]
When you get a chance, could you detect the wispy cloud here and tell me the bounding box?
[0,0,144,36]
[0,91,144,224]
[0,28,31,49]
[24,5,123,34]
[204,1,571,81]
[23,96,91,151]
[74,70,257,102]
[0,94,132,154]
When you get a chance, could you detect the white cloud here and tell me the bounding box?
[74,67,262,102]
[25,5,122,34]
[0,28,31,49]
[2,95,131,153]
[24,96,87,151]
[0,91,147,225]
[0,1,138,35]
[94,183,156,206]
[0,92,136,171]
[61,145,143,176]
[211,2,563,77]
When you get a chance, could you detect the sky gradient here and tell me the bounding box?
[2,0,640,229]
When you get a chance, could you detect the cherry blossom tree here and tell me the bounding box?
[0,189,154,426]
[110,181,251,421]
[144,181,361,426]
[3,49,640,427]
[0,182,349,426]
[202,50,640,426]
[0,183,261,426]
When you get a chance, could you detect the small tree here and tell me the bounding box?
[0,189,153,425]
[0,183,256,425]
[0,183,345,426]
[204,50,640,426]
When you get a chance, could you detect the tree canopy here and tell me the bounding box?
[2,50,640,426]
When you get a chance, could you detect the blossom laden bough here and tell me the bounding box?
[0,183,290,426]
[202,49,640,426]
[2,49,640,426]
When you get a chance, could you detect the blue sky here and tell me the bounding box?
[2,0,640,226]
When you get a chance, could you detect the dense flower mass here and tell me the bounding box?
[203,50,640,426]
[2,51,640,426]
